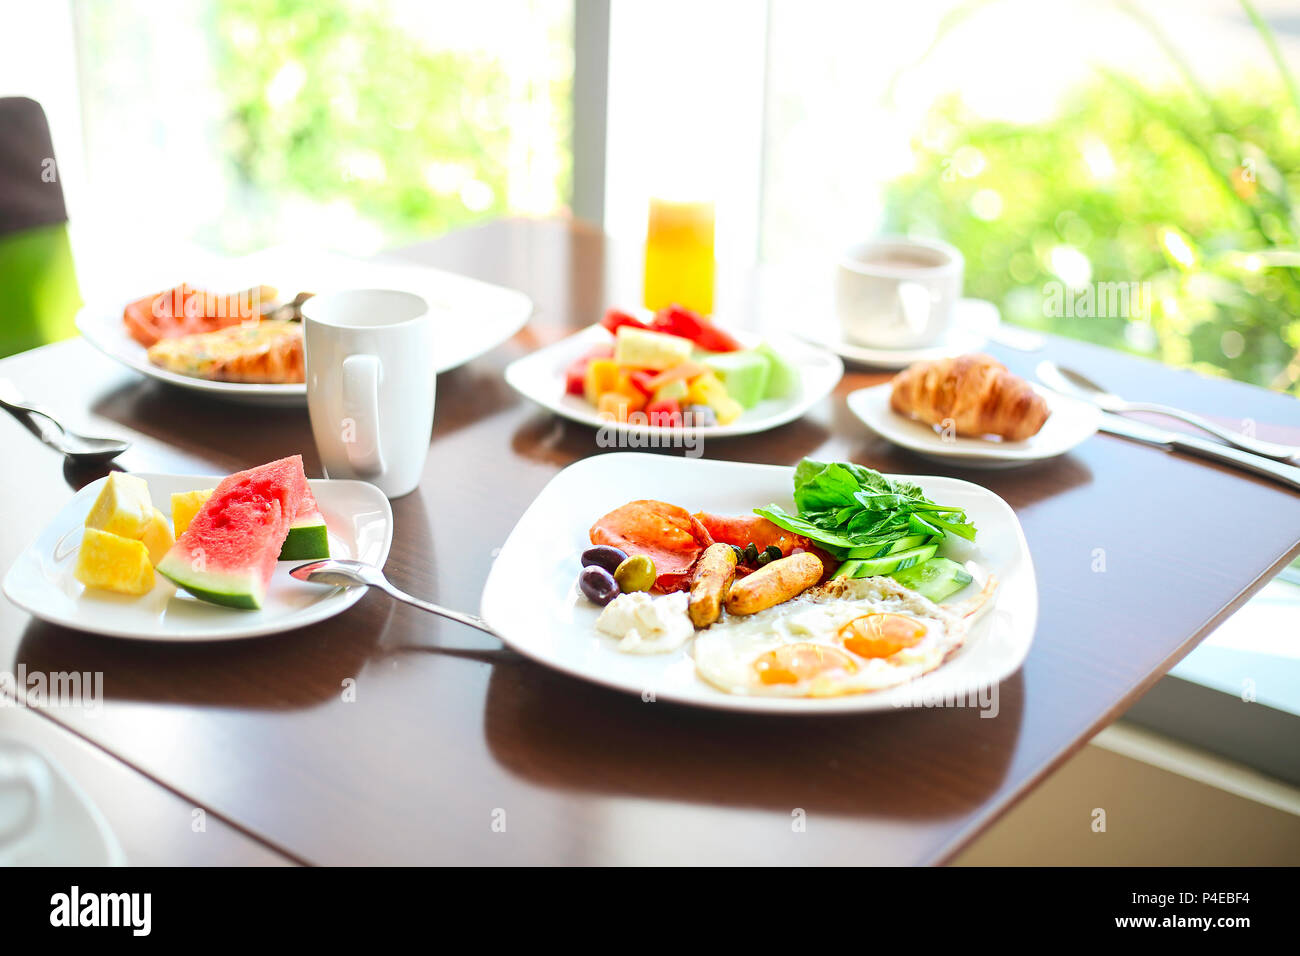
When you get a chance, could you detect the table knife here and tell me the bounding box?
[1099,412,1300,492]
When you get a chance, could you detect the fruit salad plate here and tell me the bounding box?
[3,473,393,642]
[504,325,844,439]
[77,248,533,407]
[480,453,1038,714]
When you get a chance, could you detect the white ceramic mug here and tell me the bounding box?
[834,236,964,349]
[0,741,52,863]
[304,289,435,499]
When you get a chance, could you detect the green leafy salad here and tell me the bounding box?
[755,459,977,603]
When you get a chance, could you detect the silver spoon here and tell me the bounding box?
[290,559,499,637]
[0,380,130,464]
[1036,360,1299,462]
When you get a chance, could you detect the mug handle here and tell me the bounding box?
[341,354,387,478]
[0,750,51,854]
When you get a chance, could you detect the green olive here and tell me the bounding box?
[613,554,656,593]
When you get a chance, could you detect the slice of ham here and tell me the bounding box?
[693,512,834,583]
[589,500,713,593]
[693,513,808,555]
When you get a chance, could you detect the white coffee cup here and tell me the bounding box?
[0,741,52,863]
[304,289,435,499]
[834,236,964,350]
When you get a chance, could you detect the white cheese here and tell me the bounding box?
[595,591,693,654]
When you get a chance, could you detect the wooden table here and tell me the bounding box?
[1,218,1297,865]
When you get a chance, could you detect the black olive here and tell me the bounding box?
[579,566,620,606]
[581,545,628,574]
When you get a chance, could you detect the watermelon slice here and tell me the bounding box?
[279,485,329,561]
[157,456,309,609]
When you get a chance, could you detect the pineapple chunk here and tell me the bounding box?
[712,396,744,425]
[84,473,154,538]
[75,528,155,595]
[686,371,726,406]
[139,508,175,565]
[614,327,694,371]
[171,489,213,538]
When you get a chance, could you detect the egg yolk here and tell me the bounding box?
[839,613,926,659]
[753,643,857,685]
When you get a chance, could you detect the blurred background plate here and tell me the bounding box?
[77,247,533,406]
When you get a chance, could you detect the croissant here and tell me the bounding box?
[890,353,1050,441]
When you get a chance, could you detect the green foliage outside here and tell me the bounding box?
[882,1,1300,397]
[210,0,571,251]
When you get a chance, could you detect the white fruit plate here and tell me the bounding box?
[504,325,844,439]
[480,453,1037,714]
[2,474,392,642]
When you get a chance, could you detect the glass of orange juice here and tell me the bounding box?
[643,197,715,315]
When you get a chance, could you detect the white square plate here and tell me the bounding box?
[504,325,844,438]
[848,382,1101,469]
[76,248,533,406]
[3,474,393,641]
[480,453,1037,714]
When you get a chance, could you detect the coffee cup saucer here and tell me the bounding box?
[791,298,1000,370]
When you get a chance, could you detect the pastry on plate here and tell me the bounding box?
[890,353,1049,441]
[146,319,304,384]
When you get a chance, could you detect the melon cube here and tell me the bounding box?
[756,342,799,399]
[84,473,154,539]
[171,489,214,538]
[701,349,772,409]
[75,527,155,595]
[139,508,175,566]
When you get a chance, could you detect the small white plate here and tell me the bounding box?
[504,325,843,439]
[790,298,999,370]
[76,248,533,406]
[480,453,1037,714]
[0,737,125,866]
[3,473,393,641]
[848,382,1101,469]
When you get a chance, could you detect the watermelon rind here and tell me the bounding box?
[278,511,329,561]
[156,555,265,610]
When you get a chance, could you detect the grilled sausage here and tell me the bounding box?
[688,544,738,628]
[723,552,823,616]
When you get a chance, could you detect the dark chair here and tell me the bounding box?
[0,97,82,357]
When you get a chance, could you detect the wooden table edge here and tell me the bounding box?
[929,535,1300,866]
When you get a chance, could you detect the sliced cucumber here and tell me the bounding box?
[837,543,939,578]
[887,534,933,554]
[890,557,974,603]
[840,533,931,560]
[833,558,865,579]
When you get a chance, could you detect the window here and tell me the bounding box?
[68,0,572,292]
[760,0,1300,395]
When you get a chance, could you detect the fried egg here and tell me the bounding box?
[692,576,969,697]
